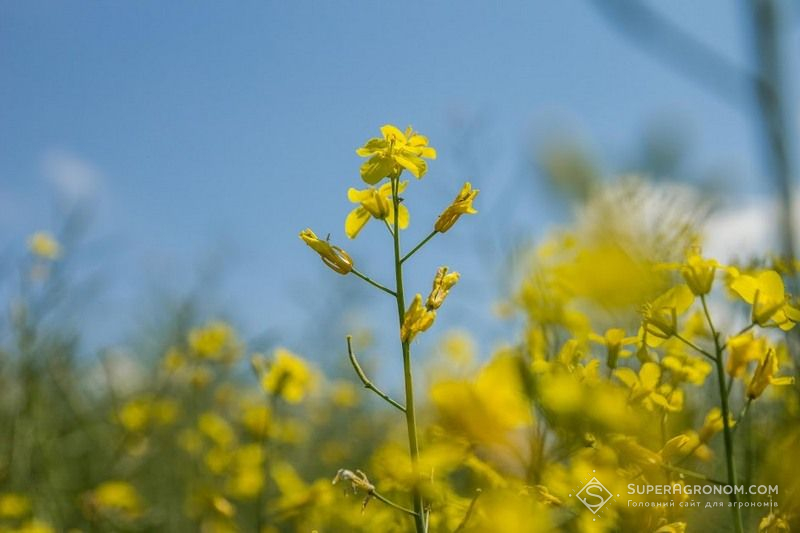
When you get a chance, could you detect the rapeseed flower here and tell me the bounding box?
[642,285,694,342]
[299,228,354,275]
[188,321,242,362]
[345,181,409,238]
[27,231,61,260]
[400,294,436,343]
[83,481,143,521]
[747,349,795,399]
[589,328,636,369]
[730,270,800,330]
[426,266,460,310]
[434,182,479,233]
[356,124,436,184]
[261,348,316,403]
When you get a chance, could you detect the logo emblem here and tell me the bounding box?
[575,476,613,514]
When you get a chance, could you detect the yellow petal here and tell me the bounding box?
[380,124,406,143]
[639,362,661,390]
[394,153,426,178]
[347,187,371,203]
[613,367,638,389]
[396,204,410,230]
[345,207,371,239]
[360,155,395,185]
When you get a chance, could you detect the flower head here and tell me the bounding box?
[726,332,767,378]
[356,124,436,184]
[730,270,800,330]
[188,321,242,362]
[589,328,637,369]
[28,231,61,260]
[669,249,719,296]
[261,348,316,403]
[426,266,460,310]
[642,285,695,343]
[747,349,795,400]
[400,294,436,343]
[299,228,353,275]
[434,182,479,233]
[345,181,409,239]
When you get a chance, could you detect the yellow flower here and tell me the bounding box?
[588,328,637,369]
[747,349,795,400]
[614,362,678,411]
[188,321,242,362]
[698,407,735,442]
[661,346,712,385]
[356,124,436,184]
[730,270,800,330]
[198,412,236,448]
[345,181,409,239]
[27,231,61,260]
[400,294,436,343]
[84,481,143,520]
[261,348,315,403]
[425,266,460,310]
[0,493,31,518]
[13,520,55,533]
[298,228,353,275]
[672,249,719,296]
[434,182,479,233]
[726,332,767,378]
[642,285,695,343]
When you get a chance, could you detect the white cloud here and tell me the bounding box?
[41,148,104,204]
[704,194,800,261]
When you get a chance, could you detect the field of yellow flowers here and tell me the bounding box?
[2,125,799,532]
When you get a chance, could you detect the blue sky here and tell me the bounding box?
[1,1,796,368]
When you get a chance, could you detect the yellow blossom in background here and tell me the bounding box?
[747,349,795,400]
[730,270,800,330]
[298,228,354,275]
[431,352,532,445]
[0,493,31,519]
[434,182,479,233]
[345,181,409,238]
[356,124,436,184]
[10,520,56,533]
[83,481,143,521]
[261,348,315,403]
[188,321,242,362]
[425,266,460,310]
[27,231,61,260]
[400,294,436,343]
[198,412,236,448]
[642,284,694,343]
[589,328,636,369]
[726,332,767,378]
[661,343,712,385]
[660,249,719,296]
[614,362,678,412]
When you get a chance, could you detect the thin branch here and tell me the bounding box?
[453,489,482,533]
[661,463,728,486]
[674,333,715,361]
[346,336,406,413]
[370,489,420,518]
[351,268,396,297]
[401,230,438,264]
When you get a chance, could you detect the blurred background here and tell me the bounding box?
[1,1,799,531]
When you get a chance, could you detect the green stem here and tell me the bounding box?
[701,295,744,533]
[346,336,406,413]
[674,333,715,361]
[371,489,421,517]
[351,268,396,297]
[401,230,438,264]
[661,463,728,486]
[391,175,426,533]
